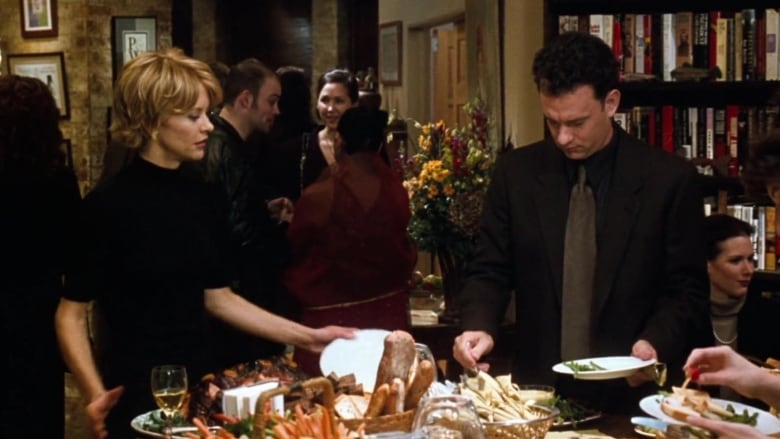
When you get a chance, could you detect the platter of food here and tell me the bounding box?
[552,356,656,380]
[130,410,222,438]
[320,328,390,392]
[547,397,602,429]
[639,388,780,435]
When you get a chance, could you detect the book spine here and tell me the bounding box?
[693,12,710,68]
[735,12,744,81]
[662,14,675,80]
[614,112,628,132]
[756,9,766,80]
[623,14,636,74]
[644,14,653,74]
[716,18,729,81]
[758,206,766,271]
[662,105,675,153]
[769,205,778,271]
[689,107,700,158]
[613,15,623,69]
[697,107,706,159]
[743,9,757,80]
[726,104,740,166]
[706,107,714,160]
[675,12,694,68]
[590,14,605,42]
[603,14,614,48]
[714,107,727,159]
[767,9,779,81]
[709,11,721,72]
[737,109,750,168]
[636,14,646,74]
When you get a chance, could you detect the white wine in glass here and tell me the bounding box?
[150,365,188,418]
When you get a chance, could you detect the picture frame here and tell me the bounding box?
[379,21,402,86]
[111,16,156,79]
[8,52,69,119]
[19,0,58,38]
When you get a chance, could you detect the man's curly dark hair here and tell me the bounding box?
[0,75,64,176]
[742,128,780,199]
[532,32,619,101]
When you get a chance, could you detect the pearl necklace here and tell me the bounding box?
[713,329,737,345]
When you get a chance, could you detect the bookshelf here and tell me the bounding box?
[546,0,780,206]
[545,0,780,357]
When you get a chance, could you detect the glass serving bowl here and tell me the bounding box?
[481,404,560,439]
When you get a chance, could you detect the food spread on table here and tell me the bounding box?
[457,370,549,422]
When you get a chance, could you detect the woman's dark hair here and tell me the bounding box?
[338,107,388,156]
[703,214,753,261]
[272,66,315,138]
[317,68,359,103]
[532,32,619,100]
[742,129,780,199]
[0,75,64,176]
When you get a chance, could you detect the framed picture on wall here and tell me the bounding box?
[8,52,69,119]
[379,21,402,86]
[111,16,156,79]
[19,0,58,38]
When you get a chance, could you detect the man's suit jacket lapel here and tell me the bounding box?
[530,143,569,308]
[593,138,644,318]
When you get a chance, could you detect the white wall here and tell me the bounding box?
[378,0,465,122]
[503,0,544,146]
[379,0,545,147]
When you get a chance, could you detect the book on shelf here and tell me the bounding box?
[766,206,776,271]
[767,9,779,81]
[557,8,780,83]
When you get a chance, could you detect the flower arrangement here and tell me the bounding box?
[401,97,496,261]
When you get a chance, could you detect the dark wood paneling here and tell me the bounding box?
[216,0,313,71]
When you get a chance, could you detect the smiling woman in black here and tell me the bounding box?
[55,49,354,439]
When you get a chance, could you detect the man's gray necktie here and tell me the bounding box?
[561,164,596,360]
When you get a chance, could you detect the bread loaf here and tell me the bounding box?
[373,330,417,390]
[404,359,435,410]
[364,383,389,418]
[384,378,406,415]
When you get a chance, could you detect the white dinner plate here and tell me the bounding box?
[639,394,780,435]
[320,328,390,392]
[552,356,656,380]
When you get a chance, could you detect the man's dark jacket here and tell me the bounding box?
[459,126,712,409]
[199,113,288,366]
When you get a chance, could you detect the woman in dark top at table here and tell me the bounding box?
[283,107,417,375]
[55,48,354,439]
[0,75,81,438]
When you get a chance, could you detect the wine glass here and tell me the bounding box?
[411,394,485,439]
[150,365,188,432]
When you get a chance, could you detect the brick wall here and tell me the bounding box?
[0,0,171,194]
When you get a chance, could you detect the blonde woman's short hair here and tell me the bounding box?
[110,48,223,149]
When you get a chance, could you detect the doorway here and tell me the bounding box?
[431,21,467,128]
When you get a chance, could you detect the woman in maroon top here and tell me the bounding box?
[284,107,417,374]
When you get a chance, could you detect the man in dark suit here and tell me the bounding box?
[452,32,711,410]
